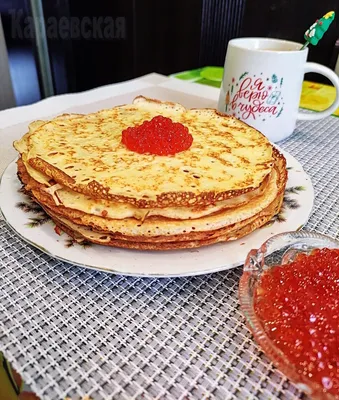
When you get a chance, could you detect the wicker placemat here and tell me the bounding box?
[0,116,338,400]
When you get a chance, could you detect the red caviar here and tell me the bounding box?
[254,248,339,397]
[121,115,193,155]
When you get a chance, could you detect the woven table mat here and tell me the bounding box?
[0,116,338,400]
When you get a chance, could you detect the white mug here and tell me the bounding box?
[217,37,339,142]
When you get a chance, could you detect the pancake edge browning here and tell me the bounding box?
[17,157,271,221]
[27,155,272,208]
[39,159,284,242]
[16,148,287,248]
[13,96,288,250]
[17,96,275,208]
[43,191,284,250]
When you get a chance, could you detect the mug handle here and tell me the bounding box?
[297,62,339,121]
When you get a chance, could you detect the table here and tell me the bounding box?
[0,73,338,400]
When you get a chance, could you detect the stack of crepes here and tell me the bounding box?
[13,96,287,250]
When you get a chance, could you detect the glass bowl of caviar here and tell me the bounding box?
[239,230,339,400]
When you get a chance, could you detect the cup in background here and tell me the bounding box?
[217,38,339,142]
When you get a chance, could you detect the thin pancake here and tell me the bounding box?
[45,191,284,250]
[15,96,274,208]
[17,157,270,220]
[19,149,286,243]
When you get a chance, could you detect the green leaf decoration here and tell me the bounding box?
[65,238,92,249]
[261,220,275,228]
[17,186,28,194]
[266,210,286,225]
[276,107,283,118]
[276,212,287,222]
[272,74,278,83]
[265,189,303,226]
[16,201,43,214]
[280,77,283,87]
[285,186,306,194]
[239,72,248,80]
[65,238,75,248]
[26,215,51,228]
[283,195,300,209]
[231,85,234,94]
[80,241,92,249]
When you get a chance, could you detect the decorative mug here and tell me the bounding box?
[217,37,339,142]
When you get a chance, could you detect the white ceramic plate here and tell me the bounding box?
[0,151,314,277]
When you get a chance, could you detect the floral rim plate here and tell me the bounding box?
[0,148,314,277]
